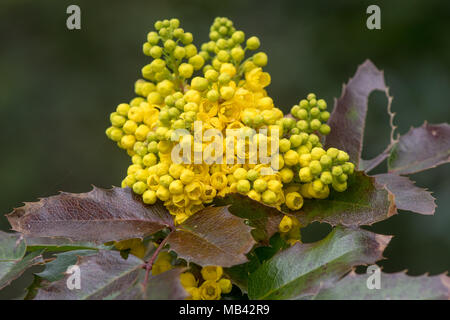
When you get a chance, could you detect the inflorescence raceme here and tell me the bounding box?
[105,17,354,230]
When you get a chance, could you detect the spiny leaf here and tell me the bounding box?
[247,227,391,300]
[36,250,97,282]
[374,173,436,215]
[167,205,256,267]
[325,59,396,168]
[313,270,450,300]
[34,250,143,300]
[7,186,173,242]
[388,122,450,175]
[214,193,284,244]
[291,171,397,227]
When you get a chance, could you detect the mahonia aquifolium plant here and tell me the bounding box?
[3,16,449,302]
[105,17,355,229]
[104,17,355,299]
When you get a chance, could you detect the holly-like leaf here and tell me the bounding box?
[167,206,256,267]
[388,122,450,175]
[247,227,391,300]
[7,186,173,242]
[36,250,97,282]
[214,193,284,244]
[0,231,44,290]
[313,270,450,300]
[325,60,395,168]
[291,171,397,227]
[374,173,436,215]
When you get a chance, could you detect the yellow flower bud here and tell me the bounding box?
[180,272,198,289]
[218,278,232,294]
[279,215,293,233]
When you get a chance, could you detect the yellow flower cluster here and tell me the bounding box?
[180,266,232,300]
[105,17,355,226]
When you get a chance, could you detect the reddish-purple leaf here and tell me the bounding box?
[291,171,397,227]
[167,206,256,267]
[33,249,188,300]
[325,60,396,168]
[7,186,173,242]
[388,122,450,175]
[374,173,436,215]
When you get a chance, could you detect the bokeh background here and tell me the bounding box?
[0,0,449,299]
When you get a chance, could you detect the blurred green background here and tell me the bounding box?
[0,0,449,299]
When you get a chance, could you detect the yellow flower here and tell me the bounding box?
[210,172,228,190]
[245,67,271,91]
[185,181,203,201]
[199,280,221,300]
[201,266,223,281]
[199,99,219,117]
[219,101,241,123]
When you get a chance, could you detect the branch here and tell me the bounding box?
[142,231,172,290]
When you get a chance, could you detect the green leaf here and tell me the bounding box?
[225,251,261,294]
[374,173,436,215]
[0,231,26,261]
[214,193,284,244]
[7,186,173,242]
[388,122,450,175]
[36,250,97,282]
[247,227,391,300]
[25,236,113,252]
[313,270,450,300]
[0,231,44,290]
[167,205,256,267]
[0,250,43,290]
[291,171,397,227]
[325,59,396,168]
